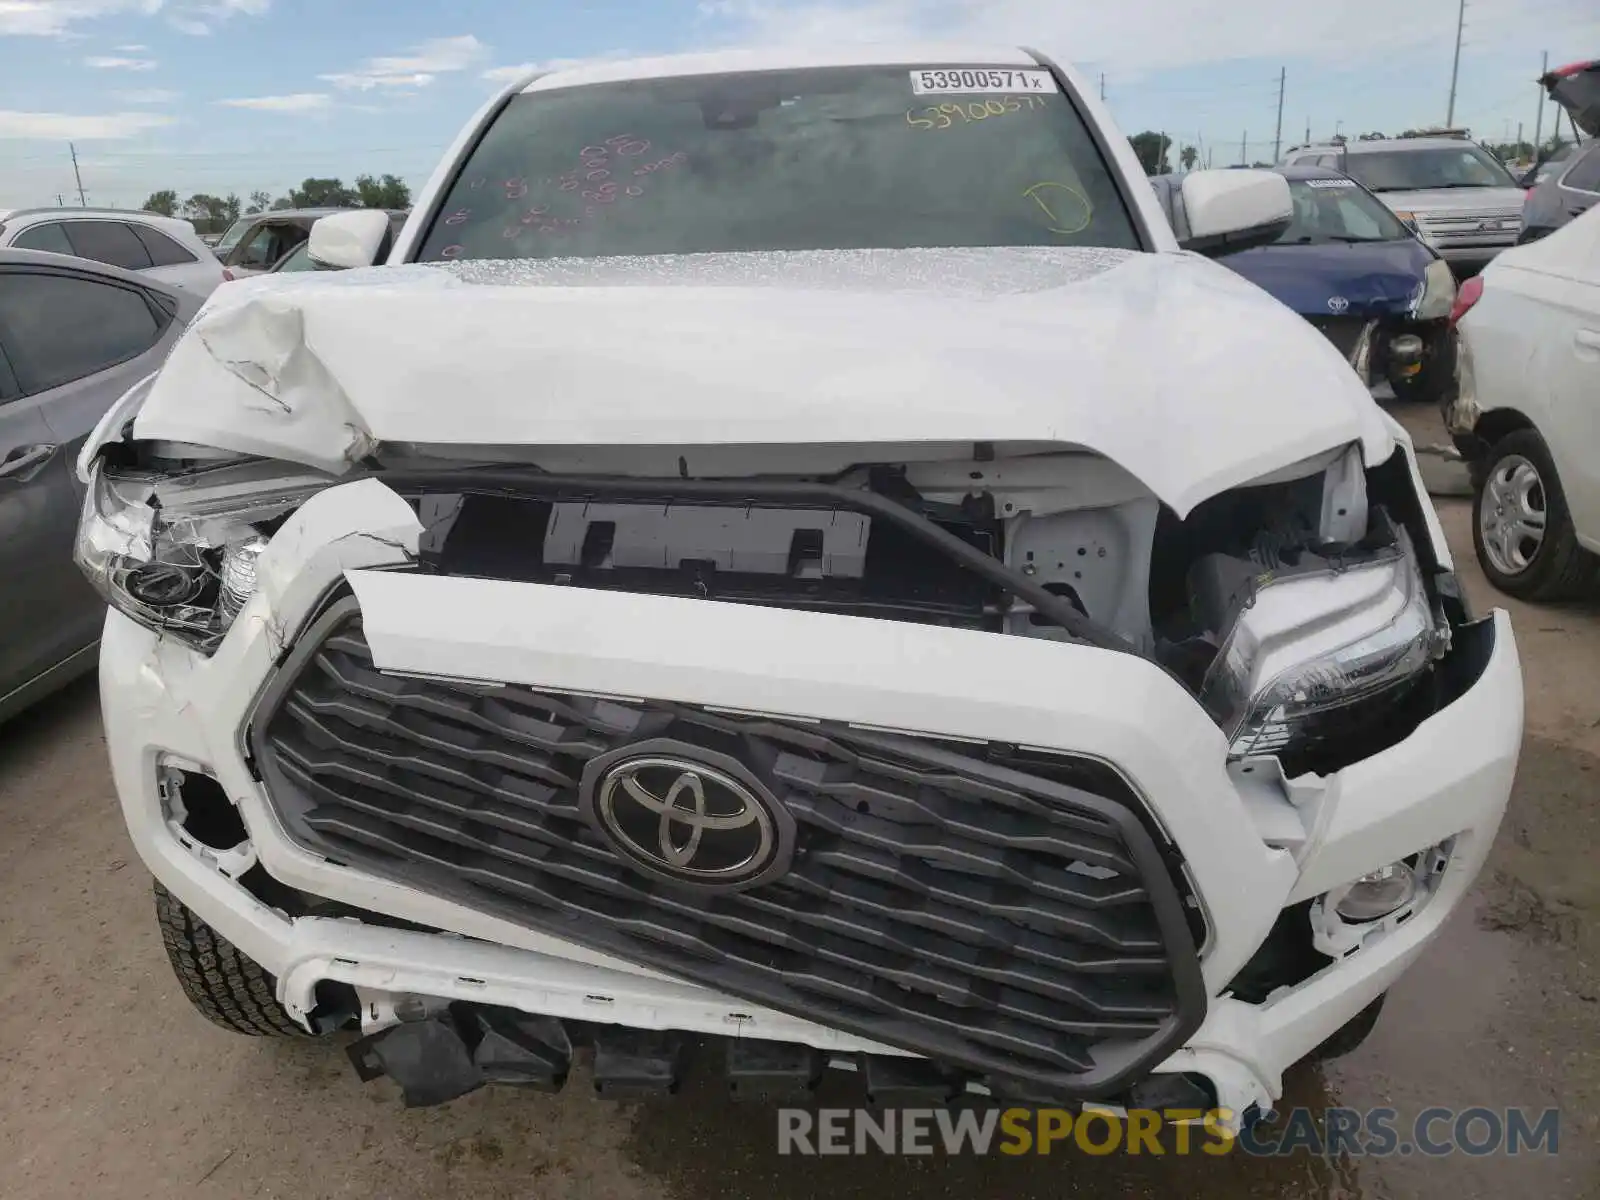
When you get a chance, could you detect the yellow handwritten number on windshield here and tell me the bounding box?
[1023,182,1093,236]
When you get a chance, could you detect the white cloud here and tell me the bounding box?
[321,33,487,91]
[114,87,179,103]
[0,108,174,138]
[115,41,147,50]
[216,92,330,112]
[85,53,156,68]
[0,0,162,37]
[167,0,269,35]
[482,62,536,84]
[0,0,265,37]
[696,0,1549,78]
[481,52,633,85]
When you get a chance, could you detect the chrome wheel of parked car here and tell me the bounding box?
[1478,454,1546,576]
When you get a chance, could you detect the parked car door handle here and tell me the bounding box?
[1577,329,1600,352]
[0,442,58,481]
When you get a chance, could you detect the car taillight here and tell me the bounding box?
[1449,275,1484,326]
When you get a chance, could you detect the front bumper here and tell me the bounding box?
[1435,241,1513,277]
[100,480,1522,1116]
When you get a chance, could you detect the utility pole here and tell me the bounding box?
[1446,0,1466,126]
[1533,50,1548,151]
[1159,129,1167,173]
[56,192,65,206]
[1273,67,1287,161]
[1099,73,1106,101]
[1517,121,1523,154]
[1240,130,1247,167]
[69,142,86,206]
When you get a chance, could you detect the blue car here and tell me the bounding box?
[1151,165,1459,402]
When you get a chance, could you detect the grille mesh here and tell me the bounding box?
[252,602,1204,1098]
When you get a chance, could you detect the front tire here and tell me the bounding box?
[1472,430,1597,601]
[154,881,309,1037]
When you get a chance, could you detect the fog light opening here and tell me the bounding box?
[1334,861,1418,923]
[159,760,248,853]
[1310,839,1455,958]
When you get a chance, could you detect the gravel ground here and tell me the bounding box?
[2,406,1596,1200]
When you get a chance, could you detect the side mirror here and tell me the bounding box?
[307,210,392,270]
[1177,170,1293,256]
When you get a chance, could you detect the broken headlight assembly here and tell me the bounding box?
[1198,529,1448,761]
[75,456,332,653]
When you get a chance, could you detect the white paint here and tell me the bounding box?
[130,245,1393,515]
[1181,169,1293,242]
[1458,207,1600,555]
[306,209,390,270]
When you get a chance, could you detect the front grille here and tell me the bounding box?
[1420,210,1520,243]
[251,599,1205,1100]
[1306,314,1369,361]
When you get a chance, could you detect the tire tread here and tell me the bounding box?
[153,881,307,1037]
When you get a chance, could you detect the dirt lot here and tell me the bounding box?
[2,407,1597,1200]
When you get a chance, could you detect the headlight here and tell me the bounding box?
[1412,258,1457,320]
[1199,532,1447,759]
[75,457,331,652]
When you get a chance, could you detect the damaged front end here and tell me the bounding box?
[79,425,1466,780]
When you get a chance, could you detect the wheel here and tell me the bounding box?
[1472,430,1598,601]
[1308,994,1385,1062]
[153,881,309,1036]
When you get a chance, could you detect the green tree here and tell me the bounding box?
[246,190,271,215]
[1179,144,1198,171]
[286,177,358,208]
[222,193,242,224]
[183,193,226,223]
[141,189,178,217]
[354,172,412,208]
[1128,131,1172,175]
[1358,131,1387,141]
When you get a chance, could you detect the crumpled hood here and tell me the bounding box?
[1220,238,1434,318]
[132,247,1393,517]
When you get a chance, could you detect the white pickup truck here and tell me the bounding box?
[76,44,1520,1122]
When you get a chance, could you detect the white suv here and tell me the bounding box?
[0,208,224,302]
[75,46,1521,1125]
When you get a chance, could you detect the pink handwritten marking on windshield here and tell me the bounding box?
[468,177,486,190]
[444,209,472,226]
[441,245,464,258]
[504,178,529,199]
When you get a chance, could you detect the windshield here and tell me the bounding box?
[1343,145,1517,192]
[414,65,1141,262]
[1278,178,1410,243]
[213,217,254,254]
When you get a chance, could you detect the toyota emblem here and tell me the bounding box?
[1327,296,1350,314]
[580,741,796,890]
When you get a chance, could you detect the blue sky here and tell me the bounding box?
[1,0,1596,208]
